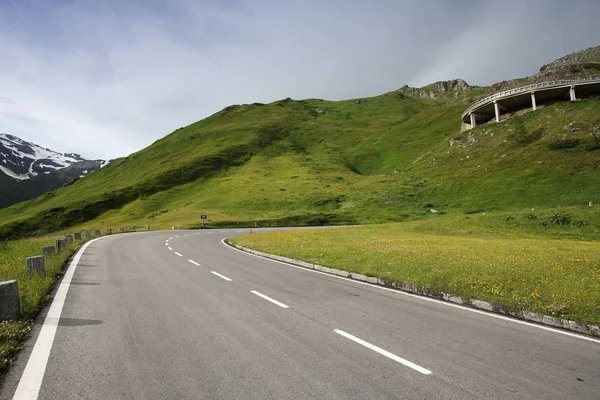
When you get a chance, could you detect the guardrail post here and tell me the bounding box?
[118,227,124,233]
[94,229,101,236]
[56,239,65,251]
[74,232,82,240]
[85,230,92,239]
[106,228,112,234]
[26,256,45,277]
[65,234,74,244]
[146,225,150,230]
[42,245,56,257]
[0,280,21,321]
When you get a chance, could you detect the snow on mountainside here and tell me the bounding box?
[0,133,104,180]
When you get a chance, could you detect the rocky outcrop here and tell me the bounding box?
[539,45,600,74]
[392,79,475,103]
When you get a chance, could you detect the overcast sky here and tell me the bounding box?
[1,0,599,160]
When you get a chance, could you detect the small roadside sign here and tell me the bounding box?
[201,215,207,220]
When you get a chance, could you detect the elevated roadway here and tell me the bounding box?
[461,77,600,131]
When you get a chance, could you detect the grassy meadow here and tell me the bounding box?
[231,209,600,325]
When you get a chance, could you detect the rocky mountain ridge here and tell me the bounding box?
[0,133,108,208]
[0,133,105,180]
[391,45,600,103]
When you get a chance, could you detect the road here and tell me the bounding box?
[1,229,599,399]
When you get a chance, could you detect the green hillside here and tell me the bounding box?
[1,89,599,239]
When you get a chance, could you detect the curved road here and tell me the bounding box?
[1,230,599,399]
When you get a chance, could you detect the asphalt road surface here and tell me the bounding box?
[2,229,599,399]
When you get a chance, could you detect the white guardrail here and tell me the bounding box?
[462,76,600,119]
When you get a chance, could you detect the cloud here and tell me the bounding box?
[0,0,598,159]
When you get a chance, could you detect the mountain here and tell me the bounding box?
[0,133,107,208]
[0,45,599,238]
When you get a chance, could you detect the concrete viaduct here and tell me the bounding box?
[461,77,600,131]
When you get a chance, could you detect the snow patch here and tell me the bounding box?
[0,133,105,181]
[0,165,28,180]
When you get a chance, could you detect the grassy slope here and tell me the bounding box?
[0,90,599,237]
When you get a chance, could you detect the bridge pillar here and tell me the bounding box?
[469,113,476,129]
[570,86,577,101]
[493,101,500,122]
[531,92,537,111]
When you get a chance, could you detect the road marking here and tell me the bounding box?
[165,243,169,246]
[175,236,180,238]
[211,271,232,281]
[169,237,173,240]
[174,252,183,257]
[251,290,289,308]
[12,237,103,400]
[188,259,201,266]
[167,247,173,251]
[334,329,431,375]
[223,238,600,344]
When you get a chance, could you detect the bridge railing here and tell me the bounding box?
[462,76,600,119]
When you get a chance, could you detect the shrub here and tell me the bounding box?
[548,214,571,225]
[513,119,543,145]
[548,139,580,150]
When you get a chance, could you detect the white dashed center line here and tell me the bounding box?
[334,329,431,375]
[250,290,289,308]
[168,247,173,251]
[188,260,201,266]
[174,252,183,257]
[210,271,232,281]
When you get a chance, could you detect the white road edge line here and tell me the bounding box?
[188,259,201,266]
[210,271,232,281]
[222,238,600,344]
[334,329,431,375]
[250,290,289,308]
[12,237,103,400]
[174,252,183,257]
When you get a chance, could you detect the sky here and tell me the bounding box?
[1,0,599,160]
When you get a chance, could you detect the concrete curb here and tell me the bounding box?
[226,240,600,338]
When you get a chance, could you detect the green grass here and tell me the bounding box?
[0,321,31,380]
[231,210,600,325]
[0,231,106,379]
